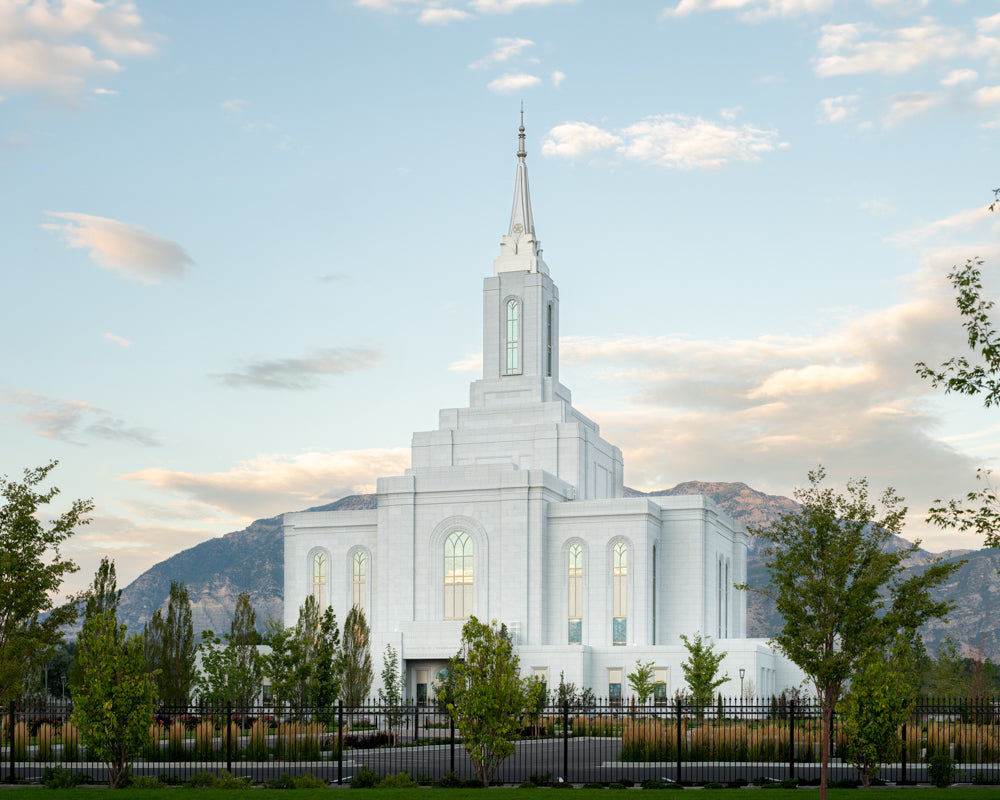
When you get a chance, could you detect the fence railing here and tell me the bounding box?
[4,697,1000,785]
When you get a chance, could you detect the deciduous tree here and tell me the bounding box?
[0,462,91,705]
[447,616,527,787]
[679,633,728,708]
[341,605,372,707]
[627,660,657,705]
[70,561,155,789]
[742,467,960,800]
[144,580,195,704]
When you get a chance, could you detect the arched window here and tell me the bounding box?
[546,303,553,378]
[312,552,327,607]
[612,541,627,645]
[724,559,730,638]
[352,551,367,612]
[568,543,583,644]
[505,298,520,375]
[651,545,657,645]
[444,531,474,620]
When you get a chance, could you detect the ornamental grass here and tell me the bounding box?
[246,718,270,760]
[12,721,30,760]
[167,720,187,760]
[193,719,216,759]
[60,721,79,762]
[36,722,56,760]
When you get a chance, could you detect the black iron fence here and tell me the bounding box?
[4,697,1000,785]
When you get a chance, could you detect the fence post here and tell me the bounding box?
[675,698,682,783]
[899,698,908,784]
[7,700,14,784]
[450,712,455,774]
[787,699,795,780]
[226,701,233,774]
[563,700,569,783]
[337,701,344,785]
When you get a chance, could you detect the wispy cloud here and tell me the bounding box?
[487,72,541,93]
[214,347,387,390]
[542,114,786,169]
[0,0,155,97]
[104,332,131,347]
[819,94,860,123]
[469,0,579,12]
[2,390,159,446]
[551,70,565,87]
[814,19,996,77]
[419,6,472,23]
[663,0,833,21]
[469,37,534,69]
[356,0,577,21]
[122,449,411,520]
[43,211,193,283]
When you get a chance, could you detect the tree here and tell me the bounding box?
[378,644,405,733]
[262,618,296,710]
[228,591,263,709]
[679,633,728,708]
[627,660,657,705]
[144,580,195,704]
[839,638,917,788]
[915,192,1000,548]
[447,616,528,787]
[310,605,342,708]
[0,462,91,706]
[69,556,119,691]
[70,562,155,789]
[742,467,961,800]
[341,605,373,707]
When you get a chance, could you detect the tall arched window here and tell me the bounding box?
[724,559,730,638]
[352,551,367,612]
[568,543,583,644]
[505,298,520,375]
[444,531,474,620]
[612,542,627,645]
[312,552,327,607]
[546,303,553,378]
[717,558,722,638]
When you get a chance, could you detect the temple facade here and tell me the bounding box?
[283,122,803,702]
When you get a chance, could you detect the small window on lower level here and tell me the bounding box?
[609,669,622,706]
[654,668,668,706]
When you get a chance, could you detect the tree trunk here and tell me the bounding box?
[820,698,832,800]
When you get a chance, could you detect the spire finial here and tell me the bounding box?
[517,103,526,159]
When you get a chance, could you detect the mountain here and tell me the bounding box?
[111,482,999,660]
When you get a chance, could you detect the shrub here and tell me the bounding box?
[128,775,163,788]
[609,782,627,789]
[529,771,554,786]
[186,769,252,789]
[704,782,724,789]
[349,765,381,788]
[377,771,418,788]
[641,778,666,789]
[464,777,487,788]
[928,752,956,788]
[42,767,88,788]
[435,771,464,788]
[519,780,537,788]
[266,772,296,789]
[294,772,328,789]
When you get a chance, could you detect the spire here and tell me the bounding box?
[508,104,535,239]
[495,108,547,275]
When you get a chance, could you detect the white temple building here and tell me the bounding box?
[284,121,803,702]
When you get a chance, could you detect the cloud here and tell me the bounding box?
[469,37,534,69]
[0,0,155,97]
[888,205,994,247]
[941,68,978,87]
[122,449,411,520]
[43,212,193,282]
[542,115,785,169]
[103,332,131,347]
[487,72,541,93]
[2,390,159,446]
[814,19,993,77]
[214,347,387,390]
[884,90,945,126]
[469,0,579,12]
[973,85,1000,107]
[819,94,860,123]
[221,98,247,113]
[551,70,564,87]
[419,6,472,22]
[663,0,832,21]
[541,121,622,158]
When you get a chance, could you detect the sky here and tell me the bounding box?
[2,0,999,599]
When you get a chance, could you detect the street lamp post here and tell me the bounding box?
[739,668,745,699]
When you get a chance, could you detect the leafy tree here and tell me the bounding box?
[741,467,960,800]
[70,561,156,789]
[341,605,373,707]
[228,591,263,709]
[262,618,296,710]
[0,462,91,705]
[679,633,728,709]
[627,660,657,705]
[378,644,405,732]
[144,580,195,704]
[447,616,528,787]
[310,605,342,708]
[839,638,917,788]
[69,556,119,691]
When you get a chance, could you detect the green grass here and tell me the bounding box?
[5,789,1000,800]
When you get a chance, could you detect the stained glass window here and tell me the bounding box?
[352,551,367,612]
[312,552,327,607]
[444,531,474,619]
[568,543,582,644]
[613,542,627,645]
[505,298,520,375]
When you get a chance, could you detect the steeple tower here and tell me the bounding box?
[494,110,547,275]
